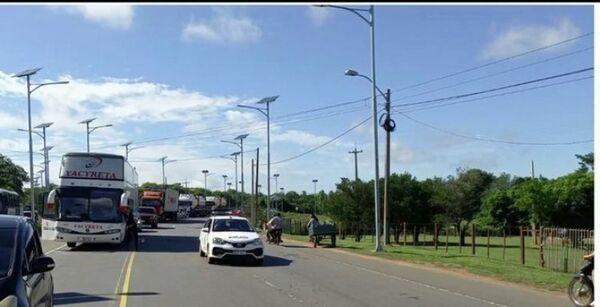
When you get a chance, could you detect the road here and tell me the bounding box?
[42,217,571,307]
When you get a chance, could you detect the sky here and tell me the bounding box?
[0,4,594,194]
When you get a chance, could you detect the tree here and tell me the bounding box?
[446,168,495,245]
[575,152,594,172]
[548,171,594,228]
[388,173,431,243]
[0,154,29,195]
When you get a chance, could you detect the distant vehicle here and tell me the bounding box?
[205,196,227,210]
[0,215,56,306]
[41,152,139,249]
[178,194,197,219]
[199,215,263,265]
[140,188,179,222]
[191,195,212,217]
[137,207,158,229]
[211,208,233,216]
[0,188,21,216]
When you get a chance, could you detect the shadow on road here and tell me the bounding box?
[54,292,113,305]
[66,243,125,253]
[217,255,293,267]
[54,291,159,305]
[138,234,199,253]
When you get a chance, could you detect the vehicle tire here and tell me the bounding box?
[67,242,76,248]
[568,275,594,307]
[208,257,216,264]
[199,246,206,257]
[254,258,264,266]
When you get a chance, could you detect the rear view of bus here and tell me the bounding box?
[41,153,139,248]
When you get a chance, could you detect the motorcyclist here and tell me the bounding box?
[267,213,284,244]
[583,252,594,306]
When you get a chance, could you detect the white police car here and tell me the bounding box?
[199,215,264,265]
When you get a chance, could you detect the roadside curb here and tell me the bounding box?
[282,237,565,297]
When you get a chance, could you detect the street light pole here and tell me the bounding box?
[312,179,318,215]
[238,95,278,220]
[222,175,228,191]
[80,118,112,152]
[316,5,382,251]
[202,170,209,192]
[13,67,69,225]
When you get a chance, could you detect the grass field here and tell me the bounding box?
[285,232,576,292]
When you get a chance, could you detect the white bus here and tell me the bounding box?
[41,153,139,248]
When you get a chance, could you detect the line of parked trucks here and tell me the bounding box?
[137,188,227,228]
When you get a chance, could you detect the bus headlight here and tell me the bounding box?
[103,229,121,234]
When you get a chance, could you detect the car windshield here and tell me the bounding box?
[57,187,123,223]
[212,219,253,232]
[0,228,17,278]
[141,199,161,207]
[138,207,156,214]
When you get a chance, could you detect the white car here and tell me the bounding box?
[199,215,264,265]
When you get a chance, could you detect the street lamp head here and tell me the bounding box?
[313,179,318,183]
[79,118,96,124]
[100,124,113,128]
[158,156,168,162]
[230,151,241,157]
[273,173,279,177]
[344,69,359,77]
[121,141,133,147]
[40,146,54,151]
[34,122,54,129]
[222,175,228,178]
[234,133,249,140]
[17,128,28,133]
[13,67,42,78]
[202,170,209,174]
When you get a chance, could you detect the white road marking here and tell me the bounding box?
[46,244,66,255]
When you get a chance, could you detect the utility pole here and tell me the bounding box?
[312,179,318,215]
[348,147,363,181]
[222,175,227,191]
[382,89,395,246]
[159,156,167,187]
[202,170,209,192]
[183,180,189,189]
[255,147,259,225]
[531,160,535,179]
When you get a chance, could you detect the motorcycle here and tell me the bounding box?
[568,256,594,307]
[267,229,282,245]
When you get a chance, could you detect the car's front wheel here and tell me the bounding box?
[67,242,76,248]
[254,258,264,266]
[199,244,206,257]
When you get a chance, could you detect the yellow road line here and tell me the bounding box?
[119,252,136,307]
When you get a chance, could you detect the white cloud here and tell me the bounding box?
[54,4,134,30]
[306,6,330,26]
[481,18,580,60]
[182,9,262,43]
[272,130,332,147]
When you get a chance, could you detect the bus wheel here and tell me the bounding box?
[67,242,76,248]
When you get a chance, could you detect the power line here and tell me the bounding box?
[392,67,593,109]
[393,32,593,92]
[270,116,372,165]
[397,76,593,113]
[397,112,592,146]
[395,46,593,101]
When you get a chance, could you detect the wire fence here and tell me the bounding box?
[282,218,593,273]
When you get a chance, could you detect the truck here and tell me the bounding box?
[140,188,179,222]
[177,194,198,218]
[40,152,139,248]
[205,196,227,210]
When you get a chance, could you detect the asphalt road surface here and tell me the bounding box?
[42,217,571,307]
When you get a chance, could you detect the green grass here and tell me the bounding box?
[285,233,574,292]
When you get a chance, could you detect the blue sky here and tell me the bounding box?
[0,4,594,194]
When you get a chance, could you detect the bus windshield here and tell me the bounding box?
[56,187,123,223]
[141,199,161,208]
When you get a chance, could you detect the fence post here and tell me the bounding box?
[471,223,476,255]
[520,225,525,265]
[539,226,545,268]
[445,225,449,254]
[459,225,463,254]
[487,228,490,258]
[413,225,417,246]
[403,222,407,246]
[434,223,438,251]
[502,227,506,260]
